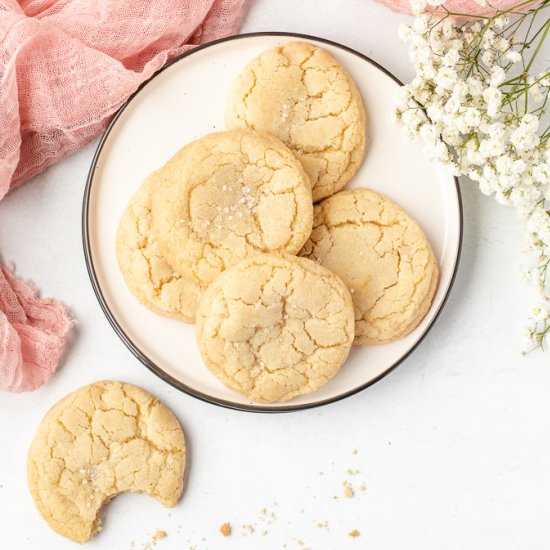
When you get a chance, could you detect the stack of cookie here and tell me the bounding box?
[116,42,438,403]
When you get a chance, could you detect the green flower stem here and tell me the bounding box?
[525,17,550,72]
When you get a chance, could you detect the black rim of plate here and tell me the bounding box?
[82,32,463,414]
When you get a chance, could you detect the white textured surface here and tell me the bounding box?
[0,1,548,549]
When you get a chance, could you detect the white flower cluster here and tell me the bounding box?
[396,5,550,351]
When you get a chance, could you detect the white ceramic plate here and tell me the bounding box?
[83,32,462,412]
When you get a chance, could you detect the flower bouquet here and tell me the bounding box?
[394,0,550,350]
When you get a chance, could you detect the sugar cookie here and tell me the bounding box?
[195,253,355,403]
[116,176,202,321]
[151,129,313,286]
[300,189,438,345]
[27,381,186,543]
[225,41,366,202]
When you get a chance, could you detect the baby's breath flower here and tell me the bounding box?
[431,141,451,162]
[511,159,526,175]
[419,122,439,143]
[471,22,482,34]
[490,67,506,87]
[426,103,445,123]
[435,67,458,90]
[528,77,544,102]
[505,50,522,64]
[442,48,460,67]
[442,125,461,146]
[481,29,496,50]
[479,137,506,157]
[494,15,509,29]
[510,122,540,151]
[452,81,469,102]
[398,0,550,351]
[481,49,496,66]
[442,19,456,40]
[398,24,413,42]
[482,87,502,116]
[533,164,550,185]
[494,37,510,53]
[410,0,428,15]
[445,96,461,114]
[466,75,484,97]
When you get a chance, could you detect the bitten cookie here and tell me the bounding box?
[151,129,313,286]
[300,189,439,345]
[116,176,202,322]
[195,253,355,403]
[225,41,366,202]
[27,381,186,543]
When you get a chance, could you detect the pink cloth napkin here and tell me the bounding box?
[0,0,245,391]
[0,0,246,199]
[0,266,73,392]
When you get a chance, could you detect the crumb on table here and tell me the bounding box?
[220,523,231,537]
[349,530,360,538]
[342,481,354,498]
[153,530,166,541]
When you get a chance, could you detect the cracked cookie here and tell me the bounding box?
[27,381,186,543]
[116,176,202,322]
[151,129,313,286]
[300,189,439,345]
[225,41,366,202]
[195,253,355,403]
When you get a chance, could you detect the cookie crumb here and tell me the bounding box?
[153,530,166,541]
[220,523,231,537]
[349,530,360,538]
[358,482,367,492]
[343,481,354,498]
[241,524,255,535]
